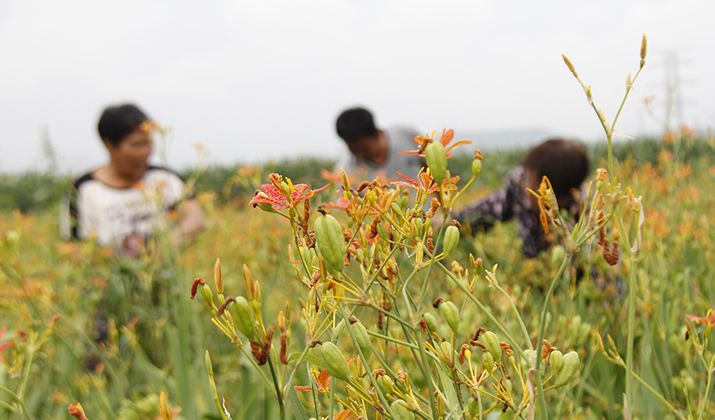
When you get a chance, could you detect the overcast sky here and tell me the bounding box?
[1,0,713,174]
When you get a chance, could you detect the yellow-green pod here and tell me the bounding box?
[390,399,415,420]
[320,342,351,382]
[314,213,345,273]
[425,142,447,186]
[229,296,255,340]
[555,351,580,387]
[439,301,460,334]
[442,225,460,257]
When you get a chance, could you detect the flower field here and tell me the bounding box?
[2,39,715,420]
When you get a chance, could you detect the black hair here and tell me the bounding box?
[335,107,378,143]
[522,139,589,198]
[97,104,149,146]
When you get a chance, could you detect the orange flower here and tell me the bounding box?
[393,169,439,194]
[295,368,331,393]
[686,309,715,328]
[249,174,328,210]
[399,128,472,158]
[0,327,12,363]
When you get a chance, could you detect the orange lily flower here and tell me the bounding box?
[399,128,472,158]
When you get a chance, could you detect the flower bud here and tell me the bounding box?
[214,258,223,294]
[381,374,395,391]
[200,284,214,309]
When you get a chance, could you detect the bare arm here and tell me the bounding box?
[173,198,205,244]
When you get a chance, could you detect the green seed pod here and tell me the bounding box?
[5,230,19,252]
[312,345,325,368]
[555,351,580,387]
[471,158,482,178]
[400,194,409,209]
[356,248,365,263]
[482,331,502,361]
[578,322,591,345]
[551,245,566,267]
[568,315,582,339]
[352,322,372,358]
[391,201,402,216]
[332,319,346,340]
[425,141,447,186]
[684,376,697,394]
[439,301,460,334]
[320,342,351,381]
[314,213,345,273]
[468,398,480,417]
[376,222,388,240]
[442,225,460,257]
[414,217,424,237]
[521,349,535,370]
[549,350,564,375]
[481,351,495,373]
[390,399,415,420]
[423,312,439,334]
[229,296,255,340]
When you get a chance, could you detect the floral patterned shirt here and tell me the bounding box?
[453,166,558,258]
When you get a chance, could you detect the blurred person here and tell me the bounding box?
[71,104,204,256]
[335,107,424,181]
[453,139,589,258]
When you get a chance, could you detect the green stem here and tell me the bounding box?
[697,361,713,420]
[366,330,419,350]
[534,253,573,420]
[268,357,286,420]
[493,282,533,351]
[0,385,31,420]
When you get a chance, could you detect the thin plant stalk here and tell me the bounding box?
[534,253,573,419]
